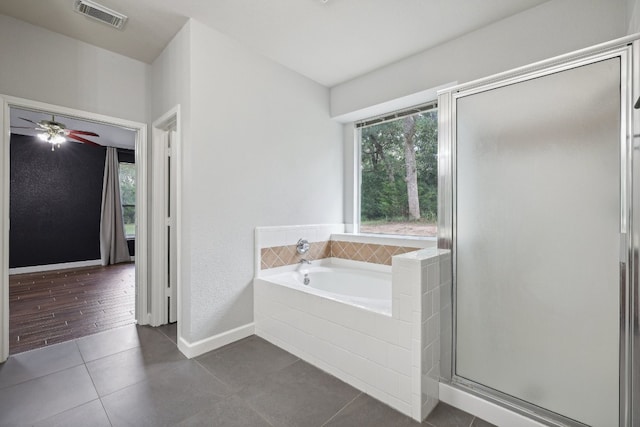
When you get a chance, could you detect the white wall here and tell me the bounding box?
[150,21,193,335]
[628,0,640,33]
[330,0,626,118]
[0,14,148,123]
[157,20,344,344]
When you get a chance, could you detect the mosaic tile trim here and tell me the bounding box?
[260,240,420,269]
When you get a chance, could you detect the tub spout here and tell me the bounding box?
[299,258,312,265]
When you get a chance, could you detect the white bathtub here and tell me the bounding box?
[261,264,392,315]
[254,253,442,420]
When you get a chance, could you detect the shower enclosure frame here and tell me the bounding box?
[437,35,640,427]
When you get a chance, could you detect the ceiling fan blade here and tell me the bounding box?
[10,126,35,129]
[19,117,39,125]
[67,134,101,147]
[66,129,100,137]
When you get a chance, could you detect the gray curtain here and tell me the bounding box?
[100,147,130,265]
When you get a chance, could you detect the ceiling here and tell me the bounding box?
[0,0,550,87]
[10,107,136,150]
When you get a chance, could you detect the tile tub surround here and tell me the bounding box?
[255,224,344,271]
[255,224,434,270]
[260,239,424,269]
[261,240,331,269]
[331,240,421,266]
[392,248,448,419]
[254,248,448,422]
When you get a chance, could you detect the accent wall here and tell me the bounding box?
[10,134,134,268]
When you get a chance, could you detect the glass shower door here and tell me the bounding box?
[455,57,622,426]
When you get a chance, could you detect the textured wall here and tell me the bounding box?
[10,135,135,267]
[0,14,149,124]
[628,0,640,33]
[331,0,626,117]
[10,135,106,267]
[171,20,344,343]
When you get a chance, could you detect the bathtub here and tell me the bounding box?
[254,259,417,417]
[262,264,392,315]
[254,252,443,421]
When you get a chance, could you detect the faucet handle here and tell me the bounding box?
[296,239,310,254]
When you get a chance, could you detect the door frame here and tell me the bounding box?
[0,95,149,362]
[150,105,181,330]
[437,36,639,426]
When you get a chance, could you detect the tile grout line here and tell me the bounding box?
[78,325,123,427]
[30,398,108,426]
[74,339,88,364]
[0,342,86,391]
[75,323,164,364]
[191,335,301,392]
[319,391,362,427]
[191,356,238,391]
[156,328,177,344]
[81,327,180,400]
[98,397,115,427]
[183,393,277,427]
[193,352,301,427]
[22,364,102,426]
[0,361,86,391]
[237,392,276,427]
[93,328,189,400]
[235,394,276,427]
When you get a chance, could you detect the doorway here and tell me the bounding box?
[151,106,180,330]
[8,107,138,354]
[0,95,149,362]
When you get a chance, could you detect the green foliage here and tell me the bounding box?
[124,223,135,236]
[360,110,437,221]
[118,162,136,233]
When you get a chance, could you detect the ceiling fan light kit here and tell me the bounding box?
[37,131,65,151]
[12,115,101,152]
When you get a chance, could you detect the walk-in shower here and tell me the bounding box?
[438,36,639,426]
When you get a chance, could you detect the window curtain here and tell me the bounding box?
[100,147,130,265]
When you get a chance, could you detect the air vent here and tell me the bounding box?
[74,0,127,30]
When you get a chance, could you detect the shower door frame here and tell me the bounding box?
[437,36,639,427]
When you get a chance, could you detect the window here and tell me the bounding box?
[118,162,136,238]
[357,103,437,237]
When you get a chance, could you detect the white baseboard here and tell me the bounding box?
[9,259,103,275]
[177,323,255,359]
[439,383,547,427]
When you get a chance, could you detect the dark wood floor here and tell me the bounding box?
[9,263,135,355]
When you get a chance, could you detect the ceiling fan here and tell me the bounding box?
[11,115,101,151]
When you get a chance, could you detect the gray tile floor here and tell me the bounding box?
[0,324,496,427]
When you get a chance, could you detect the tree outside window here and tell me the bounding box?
[118,162,136,238]
[359,108,437,237]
